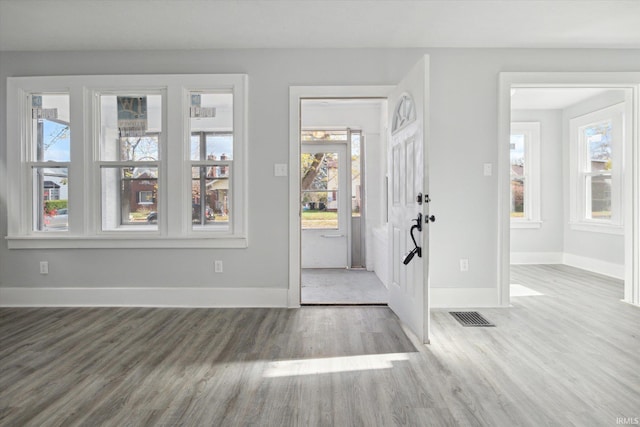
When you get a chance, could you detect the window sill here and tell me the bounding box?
[510,220,542,229]
[569,222,624,235]
[6,235,248,249]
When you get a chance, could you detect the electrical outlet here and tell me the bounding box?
[214,260,223,273]
[483,163,493,176]
[40,261,49,275]
[460,259,469,272]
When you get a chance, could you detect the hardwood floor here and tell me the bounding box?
[1,265,638,426]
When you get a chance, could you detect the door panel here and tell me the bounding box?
[301,144,348,268]
[387,55,430,344]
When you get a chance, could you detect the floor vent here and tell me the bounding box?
[450,311,495,327]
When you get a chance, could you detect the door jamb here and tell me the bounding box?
[498,72,640,307]
[288,86,393,307]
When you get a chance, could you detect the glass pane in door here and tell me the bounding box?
[301,152,339,229]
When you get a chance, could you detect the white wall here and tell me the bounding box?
[2,48,640,306]
[510,109,564,262]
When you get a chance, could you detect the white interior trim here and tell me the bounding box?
[562,254,625,280]
[510,252,563,265]
[0,287,288,308]
[499,72,640,307]
[289,86,394,308]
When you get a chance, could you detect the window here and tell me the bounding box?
[510,122,541,228]
[28,94,71,232]
[99,93,162,231]
[569,103,624,233]
[301,151,341,229]
[189,93,233,232]
[7,74,247,248]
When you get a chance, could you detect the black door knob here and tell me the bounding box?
[425,215,436,223]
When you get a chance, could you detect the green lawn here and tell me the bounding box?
[302,210,338,220]
[302,210,338,229]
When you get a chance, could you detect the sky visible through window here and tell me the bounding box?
[43,120,70,162]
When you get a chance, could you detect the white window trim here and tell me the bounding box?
[510,122,541,229]
[6,74,248,249]
[569,103,624,235]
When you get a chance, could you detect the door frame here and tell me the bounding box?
[498,72,640,307]
[288,86,393,307]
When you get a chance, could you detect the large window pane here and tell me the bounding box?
[587,175,612,220]
[301,151,339,229]
[190,93,233,160]
[101,167,158,230]
[34,167,68,231]
[585,120,612,173]
[31,94,70,162]
[100,94,162,161]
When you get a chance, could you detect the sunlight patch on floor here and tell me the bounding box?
[263,353,410,377]
[510,284,544,297]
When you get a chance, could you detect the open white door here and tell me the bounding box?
[387,56,431,344]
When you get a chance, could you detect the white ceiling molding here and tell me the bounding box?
[1,0,639,51]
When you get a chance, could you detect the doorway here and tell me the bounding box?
[299,100,387,304]
[498,73,640,307]
[290,56,431,344]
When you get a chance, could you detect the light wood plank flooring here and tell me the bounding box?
[1,265,638,426]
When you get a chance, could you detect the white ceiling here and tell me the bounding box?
[1,0,639,51]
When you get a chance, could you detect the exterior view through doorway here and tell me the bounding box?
[300,100,387,305]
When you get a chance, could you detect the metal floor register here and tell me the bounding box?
[450,311,495,327]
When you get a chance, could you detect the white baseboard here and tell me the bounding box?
[431,287,501,308]
[562,254,624,280]
[510,251,624,280]
[0,287,289,308]
[510,252,563,265]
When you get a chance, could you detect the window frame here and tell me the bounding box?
[510,122,542,229]
[569,103,624,235]
[6,74,248,249]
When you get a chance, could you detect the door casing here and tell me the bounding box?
[288,86,393,307]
